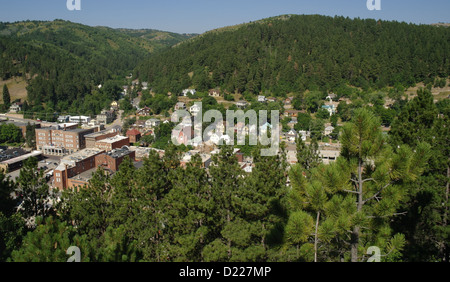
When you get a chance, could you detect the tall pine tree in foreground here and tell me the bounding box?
[338,108,431,262]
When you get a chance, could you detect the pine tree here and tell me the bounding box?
[389,88,450,262]
[203,146,244,261]
[163,154,213,262]
[11,216,92,262]
[15,157,55,227]
[2,84,10,109]
[296,137,321,174]
[59,167,112,241]
[339,108,431,261]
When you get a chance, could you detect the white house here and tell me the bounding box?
[258,96,267,103]
[237,100,249,109]
[69,116,91,124]
[209,89,221,97]
[189,104,202,117]
[145,119,161,129]
[9,103,22,113]
[286,129,298,142]
[321,105,336,116]
[58,115,70,123]
[181,89,196,96]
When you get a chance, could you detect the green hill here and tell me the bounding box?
[0,20,194,114]
[135,14,449,96]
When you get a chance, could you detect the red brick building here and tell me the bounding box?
[53,148,105,190]
[85,129,120,148]
[126,129,141,144]
[36,125,95,156]
[95,147,135,172]
[95,135,130,152]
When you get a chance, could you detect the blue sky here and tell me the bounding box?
[0,0,449,34]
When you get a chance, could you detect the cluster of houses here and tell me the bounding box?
[3,84,345,190]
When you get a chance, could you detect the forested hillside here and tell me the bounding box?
[0,20,194,115]
[136,14,449,95]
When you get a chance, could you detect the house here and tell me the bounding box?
[298,130,308,141]
[288,117,298,129]
[209,89,221,97]
[326,93,338,102]
[69,116,91,124]
[324,125,335,136]
[97,110,115,125]
[258,96,267,103]
[180,151,212,169]
[174,102,186,111]
[319,149,340,164]
[267,97,277,103]
[58,115,71,123]
[126,129,142,144]
[137,106,152,116]
[286,129,298,142]
[9,103,22,113]
[142,82,149,90]
[259,122,272,134]
[284,97,294,105]
[236,100,249,109]
[132,120,146,129]
[110,101,119,111]
[189,103,202,117]
[145,119,161,129]
[284,110,302,118]
[181,89,196,96]
[321,105,336,116]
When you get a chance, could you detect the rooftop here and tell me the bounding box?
[56,148,105,171]
[97,135,129,144]
[127,129,141,136]
[0,151,42,165]
[85,129,117,139]
[105,147,134,159]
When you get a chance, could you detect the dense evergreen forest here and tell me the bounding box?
[0,20,194,116]
[136,14,449,96]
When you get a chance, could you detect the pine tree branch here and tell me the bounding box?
[363,181,393,204]
[343,189,359,194]
[366,211,407,219]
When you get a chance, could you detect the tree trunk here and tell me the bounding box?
[351,226,360,262]
[314,211,320,262]
[351,159,364,262]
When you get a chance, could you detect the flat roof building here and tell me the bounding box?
[95,135,130,152]
[53,148,105,190]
